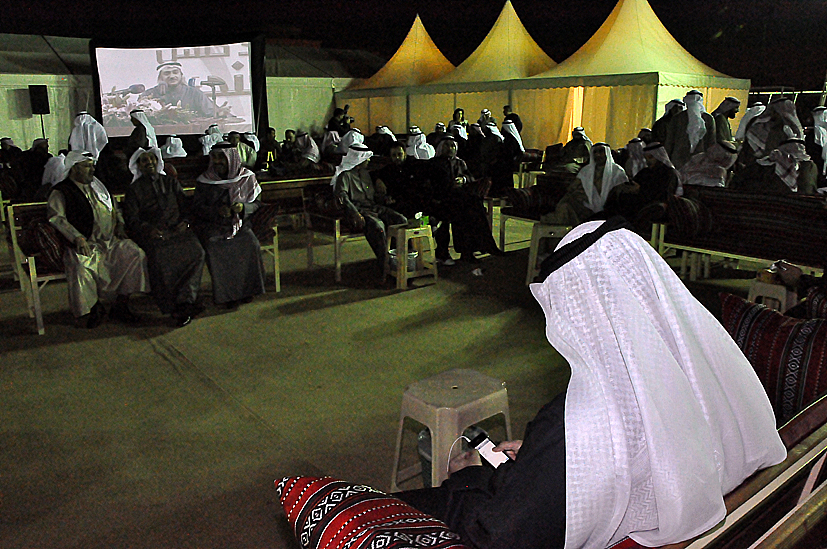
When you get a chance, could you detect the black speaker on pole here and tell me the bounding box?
[28,85,50,115]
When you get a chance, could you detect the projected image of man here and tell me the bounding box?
[141,62,216,118]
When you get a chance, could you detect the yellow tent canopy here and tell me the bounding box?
[432,0,555,84]
[348,15,454,90]
[338,0,749,150]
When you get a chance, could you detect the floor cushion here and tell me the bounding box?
[276,476,469,549]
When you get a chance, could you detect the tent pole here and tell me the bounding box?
[820,67,827,106]
[406,94,411,130]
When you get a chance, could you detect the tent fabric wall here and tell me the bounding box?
[266,77,353,137]
[365,95,408,134]
[512,87,575,150]
[580,85,656,146]
[455,91,510,126]
[409,93,455,133]
[0,74,92,152]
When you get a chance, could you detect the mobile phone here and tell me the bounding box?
[468,430,510,468]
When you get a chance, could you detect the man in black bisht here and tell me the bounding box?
[123,147,205,327]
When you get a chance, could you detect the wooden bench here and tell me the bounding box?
[6,202,67,335]
[655,188,827,280]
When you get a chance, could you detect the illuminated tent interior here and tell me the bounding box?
[339,0,749,150]
[339,0,555,136]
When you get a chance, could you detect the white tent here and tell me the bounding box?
[338,0,749,150]
[340,1,555,134]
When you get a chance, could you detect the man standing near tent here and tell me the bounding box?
[652,99,684,145]
[711,97,741,145]
[664,90,716,170]
[502,105,522,133]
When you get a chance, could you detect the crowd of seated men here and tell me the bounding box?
[4,94,825,327]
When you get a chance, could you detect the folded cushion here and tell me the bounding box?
[276,476,469,549]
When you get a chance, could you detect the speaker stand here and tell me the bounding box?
[39,114,46,139]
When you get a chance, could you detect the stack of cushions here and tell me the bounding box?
[276,476,469,549]
[719,293,827,425]
[21,220,65,274]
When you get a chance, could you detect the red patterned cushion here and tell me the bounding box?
[805,286,827,320]
[720,293,827,425]
[23,220,66,274]
[248,203,281,243]
[276,476,470,549]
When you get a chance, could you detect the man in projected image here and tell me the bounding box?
[141,62,216,118]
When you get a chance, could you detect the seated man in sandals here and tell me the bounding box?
[48,150,149,328]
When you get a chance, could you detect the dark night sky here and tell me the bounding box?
[4,0,827,90]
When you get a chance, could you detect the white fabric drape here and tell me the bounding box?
[530,221,786,549]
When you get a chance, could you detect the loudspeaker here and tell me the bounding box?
[28,85,50,115]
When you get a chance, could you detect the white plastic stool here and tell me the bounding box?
[748,279,798,313]
[525,223,573,285]
[387,224,438,289]
[390,369,511,491]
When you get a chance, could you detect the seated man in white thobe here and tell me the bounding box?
[48,151,149,328]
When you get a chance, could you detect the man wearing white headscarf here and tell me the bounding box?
[69,112,109,161]
[555,127,592,173]
[160,135,187,159]
[243,132,260,152]
[711,96,741,144]
[477,108,495,127]
[739,97,803,164]
[541,143,628,226]
[42,153,65,187]
[607,142,679,221]
[680,141,738,188]
[126,109,158,160]
[405,126,435,160]
[123,147,205,326]
[48,150,148,327]
[426,122,447,148]
[807,106,827,180]
[664,90,716,170]
[294,131,321,165]
[140,61,216,117]
[735,102,766,142]
[192,143,265,307]
[400,218,786,549]
[228,131,257,169]
[735,137,818,195]
[199,124,223,156]
[333,144,406,281]
[364,125,397,156]
[652,99,684,144]
[336,128,364,155]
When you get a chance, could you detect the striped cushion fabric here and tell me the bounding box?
[805,286,827,320]
[720,293,827,425]
[276,476,469,549]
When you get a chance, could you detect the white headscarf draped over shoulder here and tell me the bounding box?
[405,127,435,159]
[199,124,223,156]
[161,135,187,158]
[376,126,397,141]
[197,144,262,237]
[62,150,113,211]
[624,137,646,177]
[42,153,66,186]
[331,144,373,187]
[337,128,364,154]
[295,132,321,164]
[530,220,786,549]
[501,120,524,152]
[128,147,166,183]
[576,142,628,213]
[684,90,707,153]
[735,102,766,141]
[812,106,827,175]
[69,112,108,161]
[130,109,158,148]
